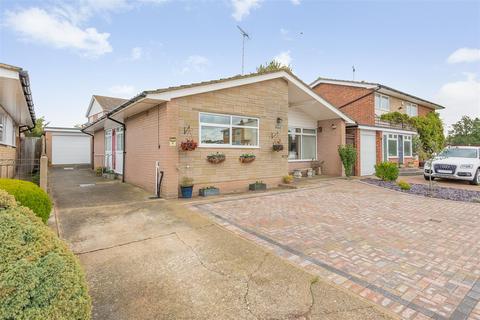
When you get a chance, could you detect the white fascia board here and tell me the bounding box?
[310,79,378,89]
[0,67,19,80]
[45,128,82,133]
[283,73,355,124]
[85,96,96,117]
[357,125,417,135]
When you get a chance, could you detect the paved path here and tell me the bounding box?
[194,180,480,320]
[49,167,392,320]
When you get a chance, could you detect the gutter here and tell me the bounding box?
[106,115,126,183]
[18,70,36,130]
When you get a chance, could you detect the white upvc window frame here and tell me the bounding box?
[375,93,390,115]
[288,127,317,162]
[403,135,412,157]
[405,102,418,117]
[0,113,5,144]
[386,133,398,158]
[198,112,260,148]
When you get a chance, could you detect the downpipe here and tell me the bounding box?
[106,115,126,183]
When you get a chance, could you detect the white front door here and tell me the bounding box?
[114,127,124,174]
[360,130,376,176]
[104,129,113,170]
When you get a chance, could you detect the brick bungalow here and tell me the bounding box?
[311,78,444,176]
[82,70,354,198]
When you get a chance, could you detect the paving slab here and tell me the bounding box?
[49,167,393,320]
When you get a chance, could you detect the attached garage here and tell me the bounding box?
[45,127,91,165]
[360,130,376,176]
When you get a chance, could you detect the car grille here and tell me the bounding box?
[434,164,457,174]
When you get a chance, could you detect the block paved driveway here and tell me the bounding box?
[194,180,480,320]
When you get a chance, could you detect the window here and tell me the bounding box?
[0,114,4,143]
[405,103,418,117]
[199,113,259,147]
[375,94,390,115]
[387,134,398,157]
[115,128,124,151]
[105,130,112,151]
[288,127,317,160]
[403,135,412,157]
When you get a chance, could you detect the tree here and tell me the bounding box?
[410,112,445,157]
[256,60,292,73]
[447,116,480,146]
[338,144,357,177]
[25,116,49,137]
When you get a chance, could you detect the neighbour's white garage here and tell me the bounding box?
[360,130,376,176]
[46,127,91,165]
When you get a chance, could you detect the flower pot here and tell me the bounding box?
[207,155,226,164]
[293,169,302,179]
[272,144,284,152]
[180,185,193,198]
[249,182,266,191]
[103,173,116,180]
[199,187,220,197]
[180,140,198,151]
[306,168,314,177]
[240,156,255,163]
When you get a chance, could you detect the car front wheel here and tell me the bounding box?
[470,168,480,186]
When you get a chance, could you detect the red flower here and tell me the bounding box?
[180,139,198,151]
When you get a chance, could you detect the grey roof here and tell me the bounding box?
[312,77,444,109]
[93,95,128,111]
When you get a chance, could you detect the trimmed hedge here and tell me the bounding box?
[0,179,52,223]
[374,162,399,182]
[0,190,91,319]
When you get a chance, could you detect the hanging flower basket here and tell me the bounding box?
[180,139,198,151]
[272,144,284,152]
[206,152,226,164]
[239,154,256,163]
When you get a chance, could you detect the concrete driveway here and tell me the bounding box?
[49,167,392,320]
[195,180,480,320]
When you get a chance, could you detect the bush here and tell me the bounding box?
[0,190,91,319]
[0,179,52,223]
[375,162,399,181]
[283,175,294,183]
[397,180,411,190]
[338,145,357,177]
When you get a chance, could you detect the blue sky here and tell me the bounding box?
[1,0,479,129]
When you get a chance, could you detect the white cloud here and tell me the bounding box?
[108,85,136,97]
[280,28,292,41]
[5,7,112,57]
[436,73,480,130]
[180,55,210,74]
[447,48,480,64]
[291,0,301,5]
[274,51,292,66]
[131,47,143,60]
[231,0,261,21]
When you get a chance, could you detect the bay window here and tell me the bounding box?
[288,127,317,160]
[199,112,259,147]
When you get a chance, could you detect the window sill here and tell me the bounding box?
[0,143,16,148]
[288,159,317,162]
[198,144,260,149]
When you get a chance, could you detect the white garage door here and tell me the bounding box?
[360,130,376,176]
[52,134,91,165]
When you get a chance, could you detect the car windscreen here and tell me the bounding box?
[438,148,478,158]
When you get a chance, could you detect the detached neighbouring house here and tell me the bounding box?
[83,70,355,198]
[0,63,36,178]
[311,78,444,176]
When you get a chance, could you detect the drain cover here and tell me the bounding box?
[79,184,95,187]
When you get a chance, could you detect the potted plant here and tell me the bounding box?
[103,169,116,180]
[283,175,294,184]
[239,153,256,163]
[311,160,324,175]
[180,177,194,198]
[272,140,284,151]
[95,167,104,177]
[249,181,266,191]
[180,139,198,151]
[206,152,226,164]
[199,186,220,197]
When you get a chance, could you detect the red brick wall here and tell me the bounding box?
[376,131,383,165]
[418,105,433,117]
[313,83,375,125]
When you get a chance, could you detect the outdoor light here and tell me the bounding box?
[331,123,337,130]
[276,117,283,128]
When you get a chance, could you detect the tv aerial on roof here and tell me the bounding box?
[237,25,250,75]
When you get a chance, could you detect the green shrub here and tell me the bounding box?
[338,145,357,177]
[397,180,411,190]
[374,162,399,181]
[0,179,52,223]
[0,190,91,319]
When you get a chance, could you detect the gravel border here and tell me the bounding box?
[362,178,480,203]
